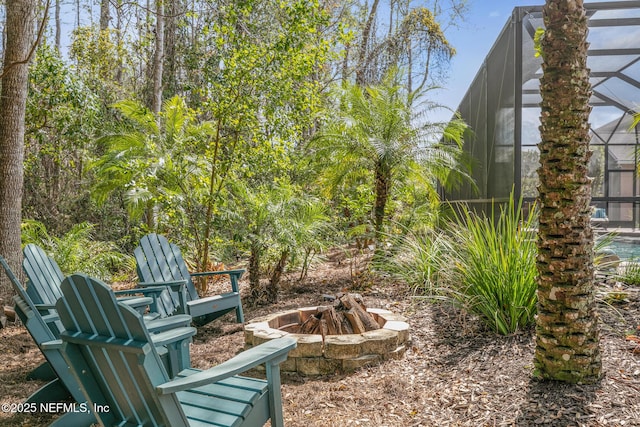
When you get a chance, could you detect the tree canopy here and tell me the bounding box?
[0,0,470,303]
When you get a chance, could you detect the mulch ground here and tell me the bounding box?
[1,253,639,426]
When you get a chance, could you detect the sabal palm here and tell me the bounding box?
[315,73,467,240]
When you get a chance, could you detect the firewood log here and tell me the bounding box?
[344,309,366,333]
[339,294,380,331]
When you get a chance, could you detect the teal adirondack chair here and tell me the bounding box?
[55,273,296,427]
[23,243,193,335]
[23,243,150,313]
[135,234,245,326]
[0,256,98,426]
[0,257,196,417]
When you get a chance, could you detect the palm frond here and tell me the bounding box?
[162,96,189,144]
[112,99,159,134]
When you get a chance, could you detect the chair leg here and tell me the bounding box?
[235,303,245,323]
[164,338,192,377]
[25,378,71,404]
[265,363,285,427]
[49,408,97,427]
[26,361,56,381]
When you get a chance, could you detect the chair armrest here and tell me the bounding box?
[41,312,61,324]
[190,269,245,279]
[115,286,169,311]
[40,339,63,351]
[34,303,56,310]
[156,337,296,395]
[114,286,170,297]
[190,269,245,293]
[138,280,187,292]
[149,326,197,347]
[146,314,192,333]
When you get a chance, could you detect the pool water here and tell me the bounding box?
[600,238,640,260]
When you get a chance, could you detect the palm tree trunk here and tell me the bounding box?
[267,249,289,303]
[248,240,262,300]
[373,162,391,240]
[535,0,601,383]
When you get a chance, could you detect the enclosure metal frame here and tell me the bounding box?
[444,1,640,228]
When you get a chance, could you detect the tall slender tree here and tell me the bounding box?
[535,0,602,383]
[150,0,164,116]
[100,0,110,31]
[349,0,464,91]
[54,0,61,51]
[0,0,38,312]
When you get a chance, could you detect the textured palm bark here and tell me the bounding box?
[535,0,602,383]
[373,161,391,240]
[249,241,262,300]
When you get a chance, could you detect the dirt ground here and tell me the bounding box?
[1,253,639,427]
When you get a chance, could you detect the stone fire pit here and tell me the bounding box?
[244,306,410,375]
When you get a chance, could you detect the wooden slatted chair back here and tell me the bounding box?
[135,233,245,326]
[57,274,187,427]
[0,256,91,411]
[22,243,173,322]
[22,244,65,306]
[0,256,62,342]
[135,233,199,301]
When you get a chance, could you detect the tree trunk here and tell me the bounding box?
[535,0,602,383]
[100,0,110,31]
[267,249,289,303]
[355,0,380,86]
[248,240,262,300]
[163,0,179,97]
[150,0,164,115]
[55,0,61,52]
[115,0,124,84]
[373,161,391,241]
[341,43,350,84]
[0,0,37,308]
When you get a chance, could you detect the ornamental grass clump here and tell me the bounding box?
[445,196,538,335]
[376,228,451,296]
[617,260,640,286]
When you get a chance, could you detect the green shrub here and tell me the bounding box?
[444,195,538,335]
[376,228,451,295]
[378,194,538,335]
[21,220,134,281]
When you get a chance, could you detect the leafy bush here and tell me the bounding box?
[378,193,538,335]
[375,227,451,295]
[444,196,538,335]
[21,220,134,281]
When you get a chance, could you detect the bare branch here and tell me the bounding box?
[0,0,50,80]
